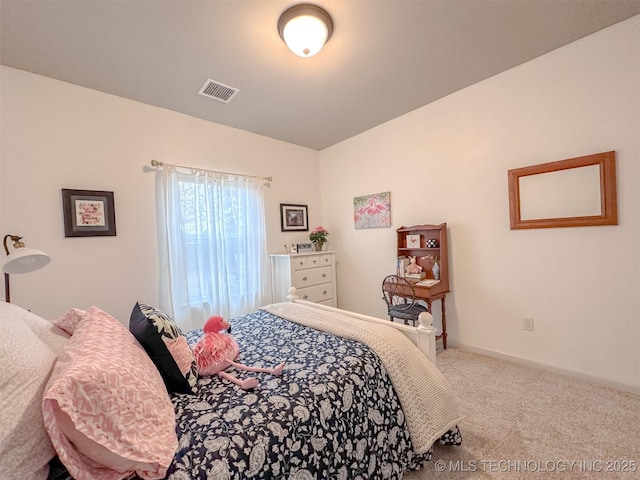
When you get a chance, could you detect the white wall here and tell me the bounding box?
[0,66,321,322]
[319,16,640,388]
[1,17,638,389]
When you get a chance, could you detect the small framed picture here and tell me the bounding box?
[406,234,421,248]
[296,243,314,253]
[62,189,116,237]
[280,203,309,232]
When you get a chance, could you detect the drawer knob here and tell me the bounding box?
[303,295,308,299]
[322,274,326,278]
[323,290,327,295]
[302,277,307,281]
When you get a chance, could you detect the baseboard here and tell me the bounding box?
[450,342,640,396]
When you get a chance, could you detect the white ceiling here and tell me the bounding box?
[1,0,639,151]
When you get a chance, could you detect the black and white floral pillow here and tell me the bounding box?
[129,302,198,394]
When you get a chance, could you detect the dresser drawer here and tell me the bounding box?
[306,254,333,268]
[291,256,308,270]
[293,266,332,287]
[319,254,333,266]
[296,283,333,303]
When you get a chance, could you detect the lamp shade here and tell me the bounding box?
[278,4,333,57]
[3,247,50,274]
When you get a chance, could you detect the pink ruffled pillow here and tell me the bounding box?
[43,306,178,480]
[51,307,87,335]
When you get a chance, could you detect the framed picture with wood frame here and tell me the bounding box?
[507,151,617,229]
[280,203,309,232]
[62,189,116,237]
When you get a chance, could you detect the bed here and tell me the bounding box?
[0,290,462,480]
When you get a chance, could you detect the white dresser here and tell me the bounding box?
[270,251,337,307]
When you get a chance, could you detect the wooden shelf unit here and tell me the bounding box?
[396,223,449,294]
[396,223,450,347]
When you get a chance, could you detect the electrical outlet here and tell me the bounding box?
[522,317,534,331]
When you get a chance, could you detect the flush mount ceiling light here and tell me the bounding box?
[278,4,333,57]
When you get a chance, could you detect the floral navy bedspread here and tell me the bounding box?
[49,308,461,480]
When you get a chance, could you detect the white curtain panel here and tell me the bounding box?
[157,165,269,331]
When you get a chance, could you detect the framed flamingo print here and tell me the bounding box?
[353,191,391,229]
[62,189,116,237]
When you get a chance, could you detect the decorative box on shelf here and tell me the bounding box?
[405,234,421,248]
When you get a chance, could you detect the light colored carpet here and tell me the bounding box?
[404,348,640,479]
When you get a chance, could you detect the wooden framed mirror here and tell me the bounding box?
[508,151,617,229]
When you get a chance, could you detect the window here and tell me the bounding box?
[157,165,269,331]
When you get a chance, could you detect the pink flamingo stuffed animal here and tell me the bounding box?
[193,316,285,389]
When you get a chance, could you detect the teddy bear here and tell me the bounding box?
[193,316,285,389]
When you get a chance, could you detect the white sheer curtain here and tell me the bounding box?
[157,164,269,331]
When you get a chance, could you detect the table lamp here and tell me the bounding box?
[3,234,50,303]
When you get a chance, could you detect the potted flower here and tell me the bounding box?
[309,226,329,251]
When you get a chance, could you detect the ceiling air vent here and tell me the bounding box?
[198,79,239,103]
